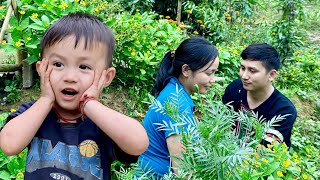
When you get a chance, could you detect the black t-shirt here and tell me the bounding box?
[1,101,138,180]
[222,79,297,147]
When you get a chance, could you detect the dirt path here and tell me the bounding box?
[308,31,320,46]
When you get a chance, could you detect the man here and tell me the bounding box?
[222,43,297,148]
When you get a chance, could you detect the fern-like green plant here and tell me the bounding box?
[150,90,288,179]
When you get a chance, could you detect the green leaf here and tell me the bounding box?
[34,0,44,5]
[7,157,19,173]
[20,17,30,29]
[11,29,21,42]
[28,23,46,31]
[267,175,275,180]
[106,18,117,27]
[0,155,9,168]
[9,16,18,27]
[219,51,231,61]
[140,69,146,75]
[264,162,280,175]
[86,5,95,14]
[25,43,37,49]
[0,170,11,180]
[41,15,50,24]
[30,17,44,26]
[27,56,38,64]
[4,86,12,92]
[2,45,17,55]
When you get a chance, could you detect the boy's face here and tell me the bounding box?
[239,60,276,92]
[42,36,111,111]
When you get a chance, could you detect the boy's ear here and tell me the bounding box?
[269,69,277,81]
[103,67,116,87]
[35,61,41,76]
[181,64,191,77]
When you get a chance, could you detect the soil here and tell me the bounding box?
[0,84,134,118]
[291,95,319,120]
[308,31,320,46]
[1,83,318,122]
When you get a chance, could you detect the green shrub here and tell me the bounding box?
[277,47,320,91]
[111,11,183,99]
[146,90,320,179]
[0,112,27,180]
[0,0,108,64]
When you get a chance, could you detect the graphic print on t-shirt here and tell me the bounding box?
[26,137,103,179]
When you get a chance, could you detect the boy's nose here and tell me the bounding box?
[63,69,78,82]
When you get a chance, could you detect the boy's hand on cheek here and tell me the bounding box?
[80,69,107,101]
[37,59,55,103]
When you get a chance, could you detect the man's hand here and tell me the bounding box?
[37,58,55,104]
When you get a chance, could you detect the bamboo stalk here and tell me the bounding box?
[11,0,18,16]
[176,0,182,26]
[0,0,13,43]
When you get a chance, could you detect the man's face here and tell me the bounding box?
[239,60,275,92]
[43,35,109,112]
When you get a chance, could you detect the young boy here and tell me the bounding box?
[222,43,297,148]
[0,12,149,180]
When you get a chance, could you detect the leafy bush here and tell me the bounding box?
[277,47,320,91]
[0,112,27,180]
[137,90,320,179]
[271,0,305,60]
[110,11,183,99]
[216,43,243,82]
[0,0,107,64]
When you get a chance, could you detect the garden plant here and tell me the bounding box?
[0,0,320,179]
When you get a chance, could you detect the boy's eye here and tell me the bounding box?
[79,65,91,70]
[53,62,63,68]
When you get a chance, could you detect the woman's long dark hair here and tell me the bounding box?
[152,36,218,96]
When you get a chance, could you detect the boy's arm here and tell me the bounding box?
[0,98,53,155]
[83,100,149,156]
[79,69,148,156]
[0,59,55,156]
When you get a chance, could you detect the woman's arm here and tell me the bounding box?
[166,134,185,175]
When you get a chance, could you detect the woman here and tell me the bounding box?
[137,36,219,178]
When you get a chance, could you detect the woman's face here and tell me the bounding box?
[182,57,220,94]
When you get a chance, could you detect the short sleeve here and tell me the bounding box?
[262,104,297,148]
[159,105,195,139]
[105,137,138,165]
[0,101,34,131]
[222,79,242,108]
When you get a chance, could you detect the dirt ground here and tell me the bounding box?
[0,84,133,117]
[1,84,318,122]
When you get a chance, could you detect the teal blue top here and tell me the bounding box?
[137,77,196,178]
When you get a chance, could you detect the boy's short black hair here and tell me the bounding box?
[241,43,280,71]
[40,12,115,67]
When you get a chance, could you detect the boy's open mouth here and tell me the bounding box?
[62,89,78,96]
